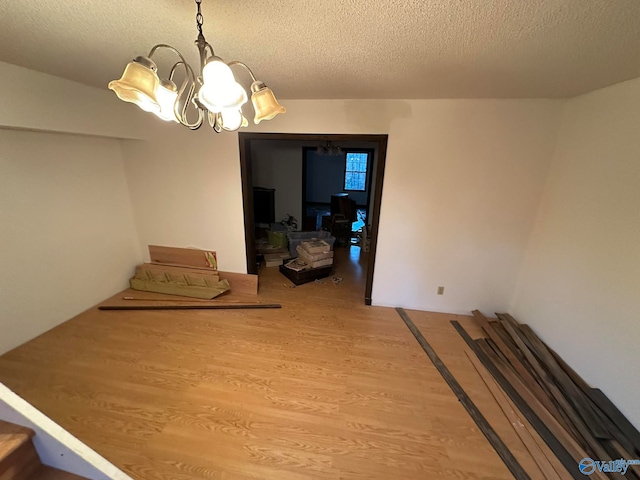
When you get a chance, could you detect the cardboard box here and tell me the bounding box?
[264,252,290,267]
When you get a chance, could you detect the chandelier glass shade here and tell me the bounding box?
[109,57,161,114]
[108,0,285,132]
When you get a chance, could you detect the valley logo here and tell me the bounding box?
[579,457,640,475]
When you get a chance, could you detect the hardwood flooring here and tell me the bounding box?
[0,247,540,479]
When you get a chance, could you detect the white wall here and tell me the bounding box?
[0,62,145,355]
[0,129,142,354]
[122,99,563,313]
[120,124,249,273]
[251,140,303,225]
[305,151,346,204]
[372,101,563,313]
[0,61,146,139]
[511,78,640,428]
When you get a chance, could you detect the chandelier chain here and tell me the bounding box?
[195,0,204,36]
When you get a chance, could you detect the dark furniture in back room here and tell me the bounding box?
[253,187,275,226]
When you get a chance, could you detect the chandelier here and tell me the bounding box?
[108,0,285,132]
[316,141,343,156]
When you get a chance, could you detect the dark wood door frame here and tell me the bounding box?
[238,132,388,305]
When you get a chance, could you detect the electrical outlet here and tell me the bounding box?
[437,286,445,295]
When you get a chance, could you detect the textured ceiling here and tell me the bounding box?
[1,0,639,99]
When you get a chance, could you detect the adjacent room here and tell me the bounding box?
[0,1,639,479]
[243,134,384,302]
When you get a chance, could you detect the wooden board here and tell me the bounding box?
[217,271,258,295]
[472,310,566,427]
[543,336,640,455]
[588,389,640,456]
[136,263,220,281]
[451,321,591,480]
[136,264,260,298]
[465,350,566,480]
[498,314,610,441]
[149,245,217,270]
[397,309,531,480]
[99,304,280,311]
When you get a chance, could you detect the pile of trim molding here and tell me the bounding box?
[453,311,640,480]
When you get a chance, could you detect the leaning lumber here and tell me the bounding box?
[606,440,640,479]
[397,309,531,480]
[535,327,640,456]
[135,263,219,280]
[472,310,569,431]
[499,321,626,477]
[498,313,610,442]
[588,388,640,457]
[452,320,603,480]
[465,349,567,480]
[465,310,640,479]
[532,326,640,454]
[497,317,610,451]
[149,245,218,269]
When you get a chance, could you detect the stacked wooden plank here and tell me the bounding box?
[129,246,259,298]
[453,311,640,480]
[296,240,334,268]
[131,263,229,299]
[280,240,334,285]
[150,245,259,295]
[149,245,218,269]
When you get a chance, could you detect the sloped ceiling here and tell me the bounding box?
[1,0,639,99]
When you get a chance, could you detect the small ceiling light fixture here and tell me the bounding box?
[316,141,343,156]
[108,0,285,132]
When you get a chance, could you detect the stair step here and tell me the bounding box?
[31,465,88,480]
[0,420,34,461]
[0,419,39,480]
[0,419,89,480]
[0,436,40,480]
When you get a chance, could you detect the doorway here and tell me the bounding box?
[238,133,388,305]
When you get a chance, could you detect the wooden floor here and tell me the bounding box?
[0,247,542,479]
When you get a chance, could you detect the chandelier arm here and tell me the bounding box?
[181,82,204,130]
[227,61,258,82]
[145,45,203,129]
[147,44,190,66]
[172,61,204,129]
[195,34,217,73]
[168,63,183,83]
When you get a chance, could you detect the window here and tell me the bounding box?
[344,152,369,191]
